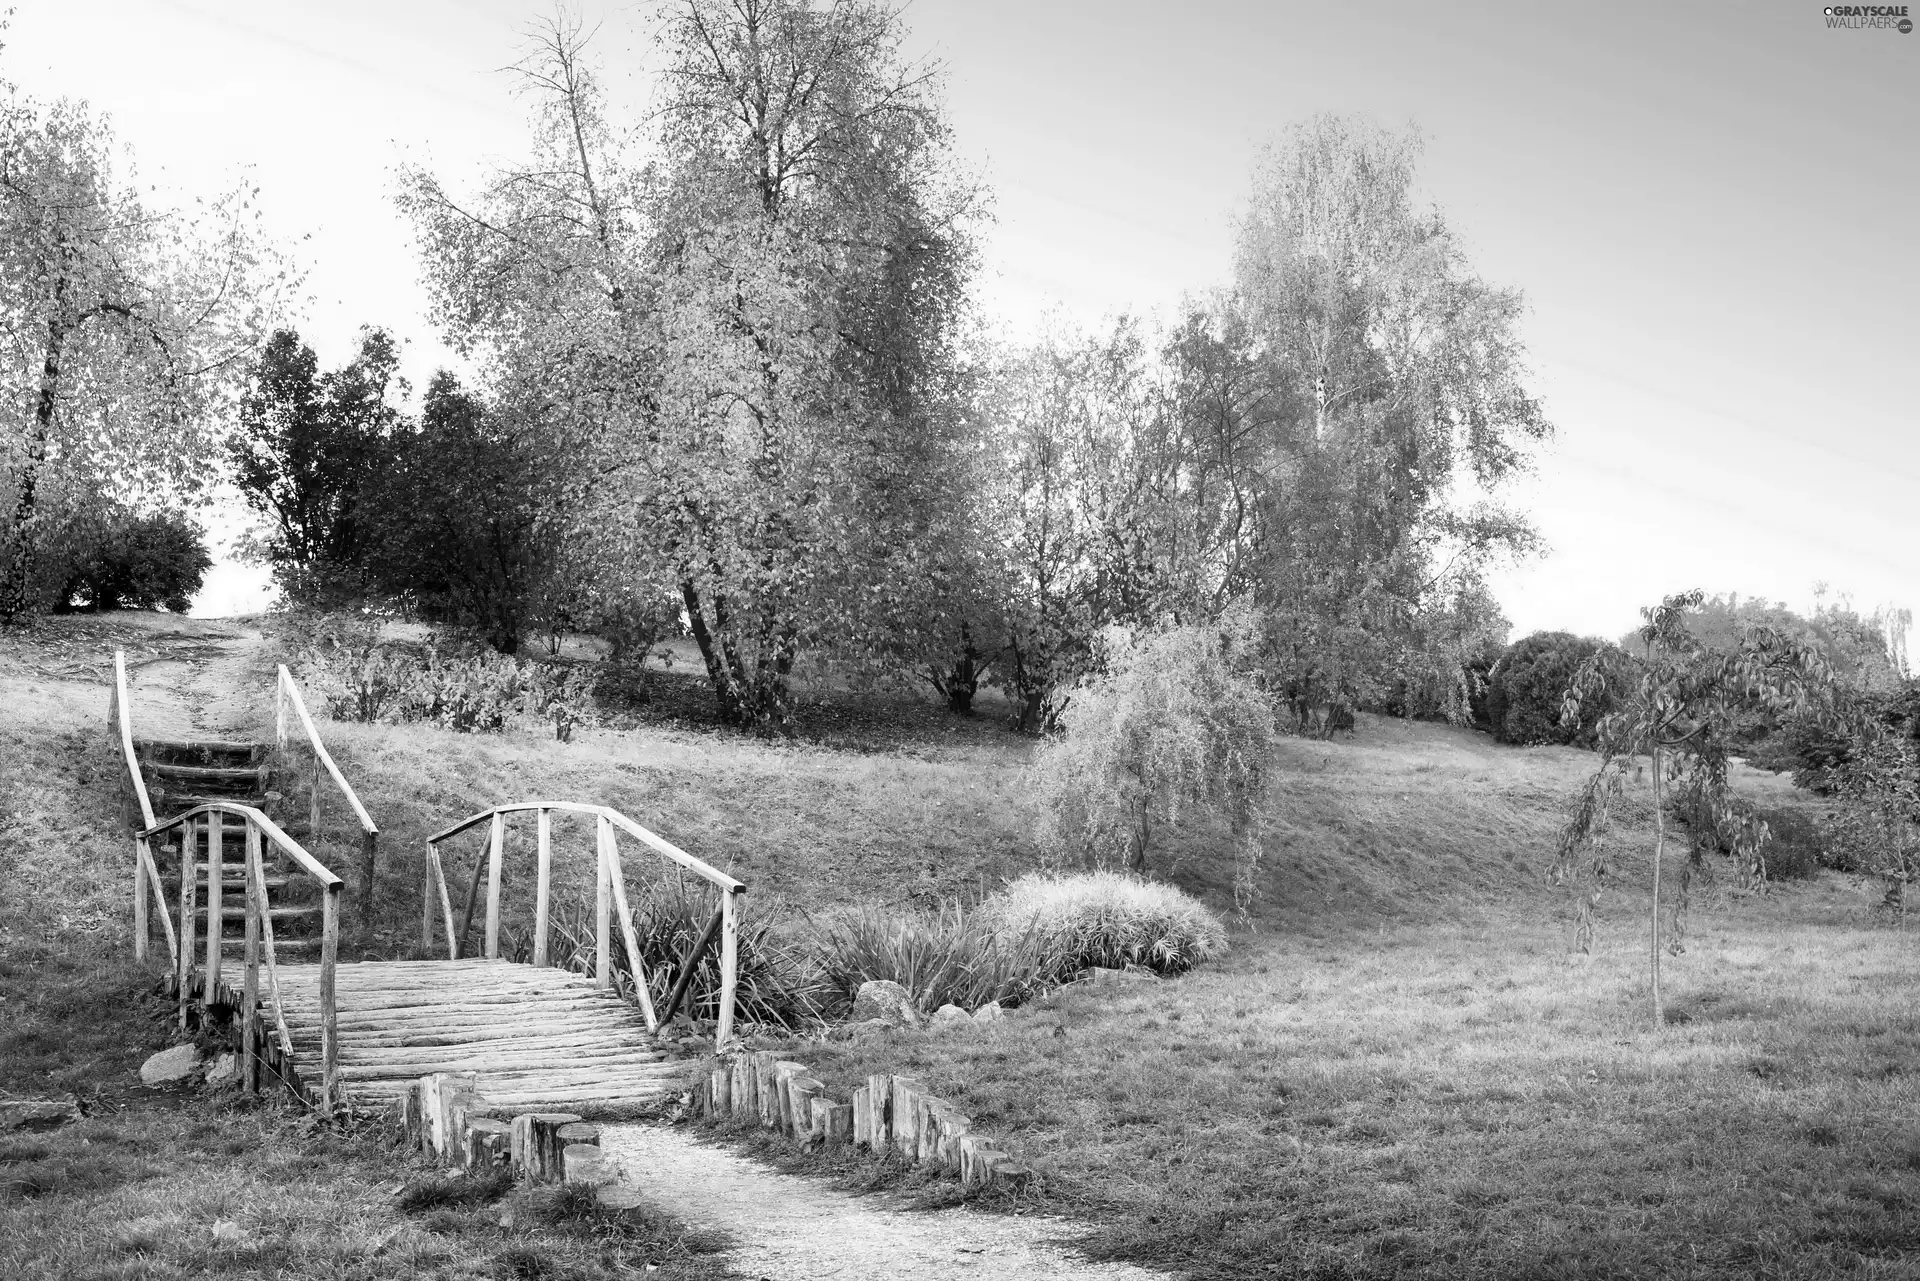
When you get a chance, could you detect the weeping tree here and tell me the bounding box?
[1554,590,1833,1025]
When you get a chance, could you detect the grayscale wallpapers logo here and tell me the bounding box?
[1824,4,1913,30]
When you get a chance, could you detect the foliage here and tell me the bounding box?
[51,508,209,613]
[1554,591,1834,1024]
[400,4,981,732]
[1798,707,1920,921]
[532,895,836,1033]
[812,902,1060,1013]
[0,74,285,619]
[972,871,1228,976]
[227,327,407,606]
[290,615,597,739]
[1031,607,1276,899]
[1484,630,1624,745]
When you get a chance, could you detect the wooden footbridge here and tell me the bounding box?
[111,651,743,1118]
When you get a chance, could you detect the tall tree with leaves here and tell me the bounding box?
[1555,591,1833,1025]
[227,327,407,603]
[0,52,284,618]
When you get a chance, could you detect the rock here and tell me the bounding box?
[930,1003,971,1029]
[827,1017,893,1042]
[849,980,921,1029]
[203,1053,239,1089]
[972,1001,1004,1024]
[1081,965,1153,985]
[139,1044,200,1086]
[0,1096,82,1131]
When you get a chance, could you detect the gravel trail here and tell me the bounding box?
[599,1123,1177,1281]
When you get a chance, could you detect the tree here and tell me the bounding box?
[0,63,284,618]
[401,3,981,729]
[1225,117,1549,711]
[1554,591,1833,1026]
[54,507,210,612]
[227,327,407,603]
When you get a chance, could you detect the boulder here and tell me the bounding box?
[0,1096,81,1131]
[139,1044,200,1086]
[929,1003,972,1029]
[849,980,920,1029]
[827,1018,893,1042]
[972,1000,1004,1024]
[203,1053,239,1089]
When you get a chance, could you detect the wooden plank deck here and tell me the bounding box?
[197,958,688,1115]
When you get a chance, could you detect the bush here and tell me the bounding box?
[1485,631,1621,746]
[1756,806,1823,881]
[973,871,1228,977]
[290,615,598,739]
[1032,606,1276,882]
[812,903,1059,1014]
[55,510,210,613]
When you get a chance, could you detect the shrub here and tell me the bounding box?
[55,510,211,613]
[1485,631,1623,746]
[973,871,1228,977]
[1756,806,1823,881]
[1032,605,1276,884]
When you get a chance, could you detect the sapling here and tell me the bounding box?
[1553,590,1832,1025]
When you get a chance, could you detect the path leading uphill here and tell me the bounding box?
[600,1123,1174,1281]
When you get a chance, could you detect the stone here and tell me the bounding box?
[203,1053,239,1089]
[972,1001,1004,1024]
[929,1003,971,1029]
[849,980,920,1029]
[139,1044,200,1086]
[0,1097,81,1131]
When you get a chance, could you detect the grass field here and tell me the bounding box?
[5,612,1918,1279]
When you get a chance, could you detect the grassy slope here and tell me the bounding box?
[8,613,1917,1279]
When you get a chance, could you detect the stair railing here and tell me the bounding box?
[142,800,343,1116]
[424,801,747,1046]
[274,664,379,938]
[108,651,176,968]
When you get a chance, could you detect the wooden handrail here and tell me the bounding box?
[275,666,377,835]
[110,651,173,968]
[423,799,745,1044]
[144,802,342,888]
[110,652,157,830]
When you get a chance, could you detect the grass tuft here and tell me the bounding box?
[975,870,1228,975]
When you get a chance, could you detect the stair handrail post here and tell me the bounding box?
[274,666,288,750]
[484,812,505,959]
[420,841,434,955]
[594,815,612,991]
[241,820,263,1096]
[275,663,380,936]
[718,886,739,1048]
[132,831,149,963]
[177,814,197,1030]
[111,650,159,964]
[319,879,340,1117]
[203,809,224,1012]
[532,808,552,968]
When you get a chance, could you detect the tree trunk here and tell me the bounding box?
[0,308,72,622]
[1650,742,1664,1028]
[681,580,742,724]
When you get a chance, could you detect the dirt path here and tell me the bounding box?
[599,1124,1175,1281]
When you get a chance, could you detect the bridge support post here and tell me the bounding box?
[203,811,223,1012]
[717,886,739,1047]
[132,837,148,963]
[242,823,262,1095]
[594,817,612,991]
[177,818,197,1030]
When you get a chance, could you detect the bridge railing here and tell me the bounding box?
[108,651,175,969]
[275,664,379,937]
[424,801,747,1046]
[142,801,344,1116]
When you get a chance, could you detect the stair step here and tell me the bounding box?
[192,905,320,922]
[146,762,268,785]
[135,738,267,768]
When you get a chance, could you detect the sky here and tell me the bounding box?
[4,0,1915,641]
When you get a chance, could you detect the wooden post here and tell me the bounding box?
[203,810,223,1010]
[456,842,487,960]
[787,1077,824,1141]
[360,830,378,945]
[865,1073,892,1147]
[766,1061,807,1130]
[420,844,434,954]
[603,838,658,1031]
[820,1099,855,1147]
[594,817,611,991]
[661,904,724,1025]
[429,845,458,960]
[241,824,262,1096]
[515,1112,582,1183]
[132,837,149,963]
[533,808,552,967]
[177,819,197,1030]
[730,1055,753,1119]
[319,882,339,1117]
[709,1066,731,1116]
[274,668,287,750]
[852,1085,872,1147]
[891,1078,923,1159]
[484,812,504,960]
[466,1118,511,1172]
[717,886,739,1047]
[936,1109,971,1171]
[309,755,321,857]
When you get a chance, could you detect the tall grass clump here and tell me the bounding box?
[525,893,836,1031]
[974,871,1227,976]
[1030,604,1275,914]
[813,903,1058,1013]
